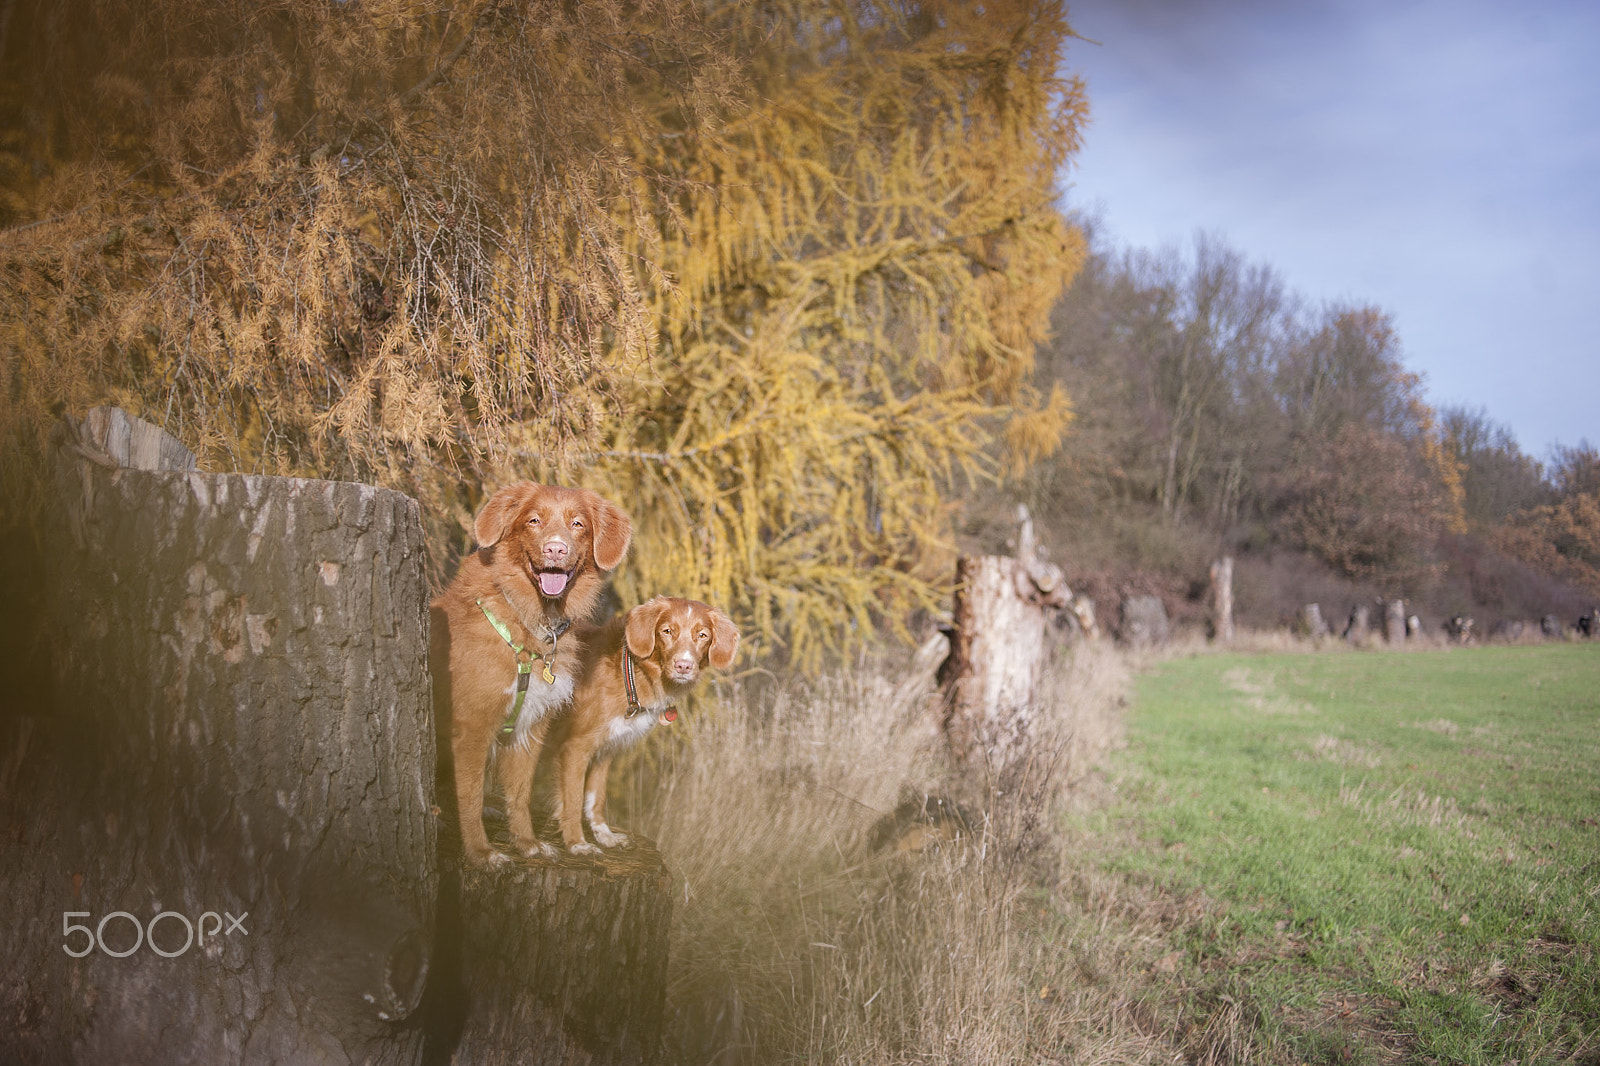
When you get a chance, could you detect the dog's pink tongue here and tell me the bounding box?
[538,571,569,597]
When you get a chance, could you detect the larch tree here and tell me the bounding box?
[0,0,736,544]
[565,0,1088,664]
[1,0,1087,662]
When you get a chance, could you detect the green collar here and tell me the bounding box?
[476,599,570,743]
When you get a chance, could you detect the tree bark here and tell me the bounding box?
[430,846,673,1066]
[1302,603,1329,638]
[0,415,436,1065]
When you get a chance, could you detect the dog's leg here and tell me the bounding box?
[496,730,556,859]
[583,756,629,848]
[452,721,508,868]
[556,734,602,856]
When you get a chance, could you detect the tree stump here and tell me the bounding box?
[431,846,672,1066]
[1070,595,1101,640]
[0,413,436,1065]
[1384,599,1407,645]
[1344,603,1371,644]
[940,506,1073,771]
[1120,595,1170,647]
[1445,615,1476,644]
[1302,603,1330,638]
[1209,556,1235,642]
[2,409,679,1064]
[943,554,1047,770]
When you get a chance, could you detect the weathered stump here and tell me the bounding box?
[1120,595,1170,647]
[1344,603,1371,644]
[1070,595,1101,640]
[1302,603,1330,638]
[1209,556,1235,642]
[1445,615,1476,644]
[0,413,436,1065]
[434,847,673,1066]
[1384,599,1407,645]
[1489,619,1526,642]
[943,554,1048,769]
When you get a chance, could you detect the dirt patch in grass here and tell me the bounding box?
[1278,991,1413,1065]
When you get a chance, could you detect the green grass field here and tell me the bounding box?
[1087,644,1600,1064]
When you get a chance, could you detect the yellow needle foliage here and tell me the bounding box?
[0,0,732,505]
[1,0,1086,665]
[516,1,1088,665]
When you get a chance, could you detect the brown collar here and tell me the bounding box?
[622,652,676,722]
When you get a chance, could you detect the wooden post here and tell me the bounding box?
[1209,556,1235,642]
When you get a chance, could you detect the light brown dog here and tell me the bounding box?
[430,481,631,866]
[550,597,739,855]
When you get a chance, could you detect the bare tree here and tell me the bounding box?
[1438,405,1551,526]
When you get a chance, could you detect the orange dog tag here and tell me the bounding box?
[661,707,678,724]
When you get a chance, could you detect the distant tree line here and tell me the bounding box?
[1023,224,1598,603]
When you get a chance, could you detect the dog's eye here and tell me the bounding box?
[527,515,541,526]
[695,628,709,643]
[571,517,584,530]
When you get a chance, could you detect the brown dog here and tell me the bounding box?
[551,597,739,855]
[430,481,631,866]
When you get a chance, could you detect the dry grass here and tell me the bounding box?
[1337,780,1472,833]
[611,641,1187,1064]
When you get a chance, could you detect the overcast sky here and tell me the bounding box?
[1057,0,1599,460]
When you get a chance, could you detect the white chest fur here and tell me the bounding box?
[598,708,662,758]
[503,672,574,748]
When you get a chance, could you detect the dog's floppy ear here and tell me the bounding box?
[585,491,632,572]
[473,482,534,548]
[625,598,670,659]
[707,608,740,670]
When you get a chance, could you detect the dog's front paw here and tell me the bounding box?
[521,840,558,859]
[467,849,513,870]
[568,842,602,857]
[591,825,630,848]
[464,844,511,869]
